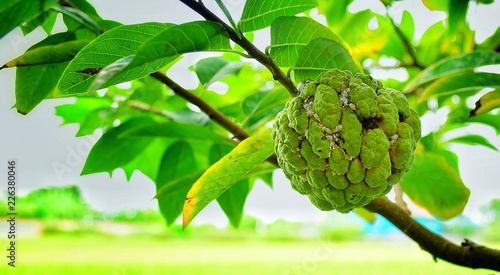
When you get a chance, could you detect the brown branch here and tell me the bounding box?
[150,72,250,142]
[179,0,298,97]
[365,197,500,271]
[149,72,279,166]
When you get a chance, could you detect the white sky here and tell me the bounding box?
[0,0,499,227]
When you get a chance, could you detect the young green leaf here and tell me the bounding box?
[194,56,244,87]
[293,38,362,82]
[81,118,157,176]
[55,97,114,136]
[446,134,499,151]
[400,149,470,220]
[238,0,317,32]
[51,5,101,34]
[399,10,415,43]
[269,16,352,68]
[215,0,238,34]
[0,0,58,38]
[418,72,500,103]
[156,141,197,226]
[210,143,250,228]
[183,128,275,228]
[241,88,290,129]
[469,89,500,117]
[405,51,500,92]
[56,22,175,96]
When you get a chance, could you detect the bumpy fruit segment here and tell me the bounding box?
[272,69,421,213]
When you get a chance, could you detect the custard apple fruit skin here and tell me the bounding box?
[272,69,421,213]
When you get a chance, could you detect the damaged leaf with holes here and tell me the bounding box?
[272,69,421,213]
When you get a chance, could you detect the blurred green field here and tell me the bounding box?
[1,234,496,275]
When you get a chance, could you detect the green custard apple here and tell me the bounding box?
[272,69,421,213]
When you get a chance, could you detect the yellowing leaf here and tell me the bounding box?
[182,129,275,228]
[470,89,500,117]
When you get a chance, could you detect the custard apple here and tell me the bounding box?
[272,69,421,213]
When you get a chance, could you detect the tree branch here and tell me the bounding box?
[365,197,500,271]
[150,71,250,142]
[179,0,298,97]
[149,71,279,166]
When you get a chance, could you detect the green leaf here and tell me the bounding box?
[269,16,352,68]
[64,0,101,19]
[0,0,58,38]
[414,21,447,67]
[405,51,500,92]
[336,11,392,61]
[15,62,68,114]
[194,56,244,87]
[128,21,231,70]
[156,141,197,226]
[51,5,101,34]
[470,89,500,117]
[238,0,317,32]
[121,139,172,181]
[183,128,275,228]
[56,22,175,96]
[418,72,500,103]
[21,10,51,35]
[41,10,57,34]
[88,55,134,91]
[400,149,470,220]
[399,10,414,42]
[241,88,290,128]
[210,143,250,228]
[55,97,113,136]
[477,27,500,50]
[469,113,500,135]
[11,32,82,114]
[3,40,89,68]
[447,0,468,34]
[317,0,353,28]
[81,118,156,176]
[155,169,205,200]
[446,134,498,151]
[215,0,238,33]
[124,121,234,145]
[293,38,362,82]
[422,0,450,11]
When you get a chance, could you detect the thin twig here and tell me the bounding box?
[179,0,298,97]
[365,197,500,271]
[383,2,425,70]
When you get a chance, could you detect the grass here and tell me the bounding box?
[1,234,496,275]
